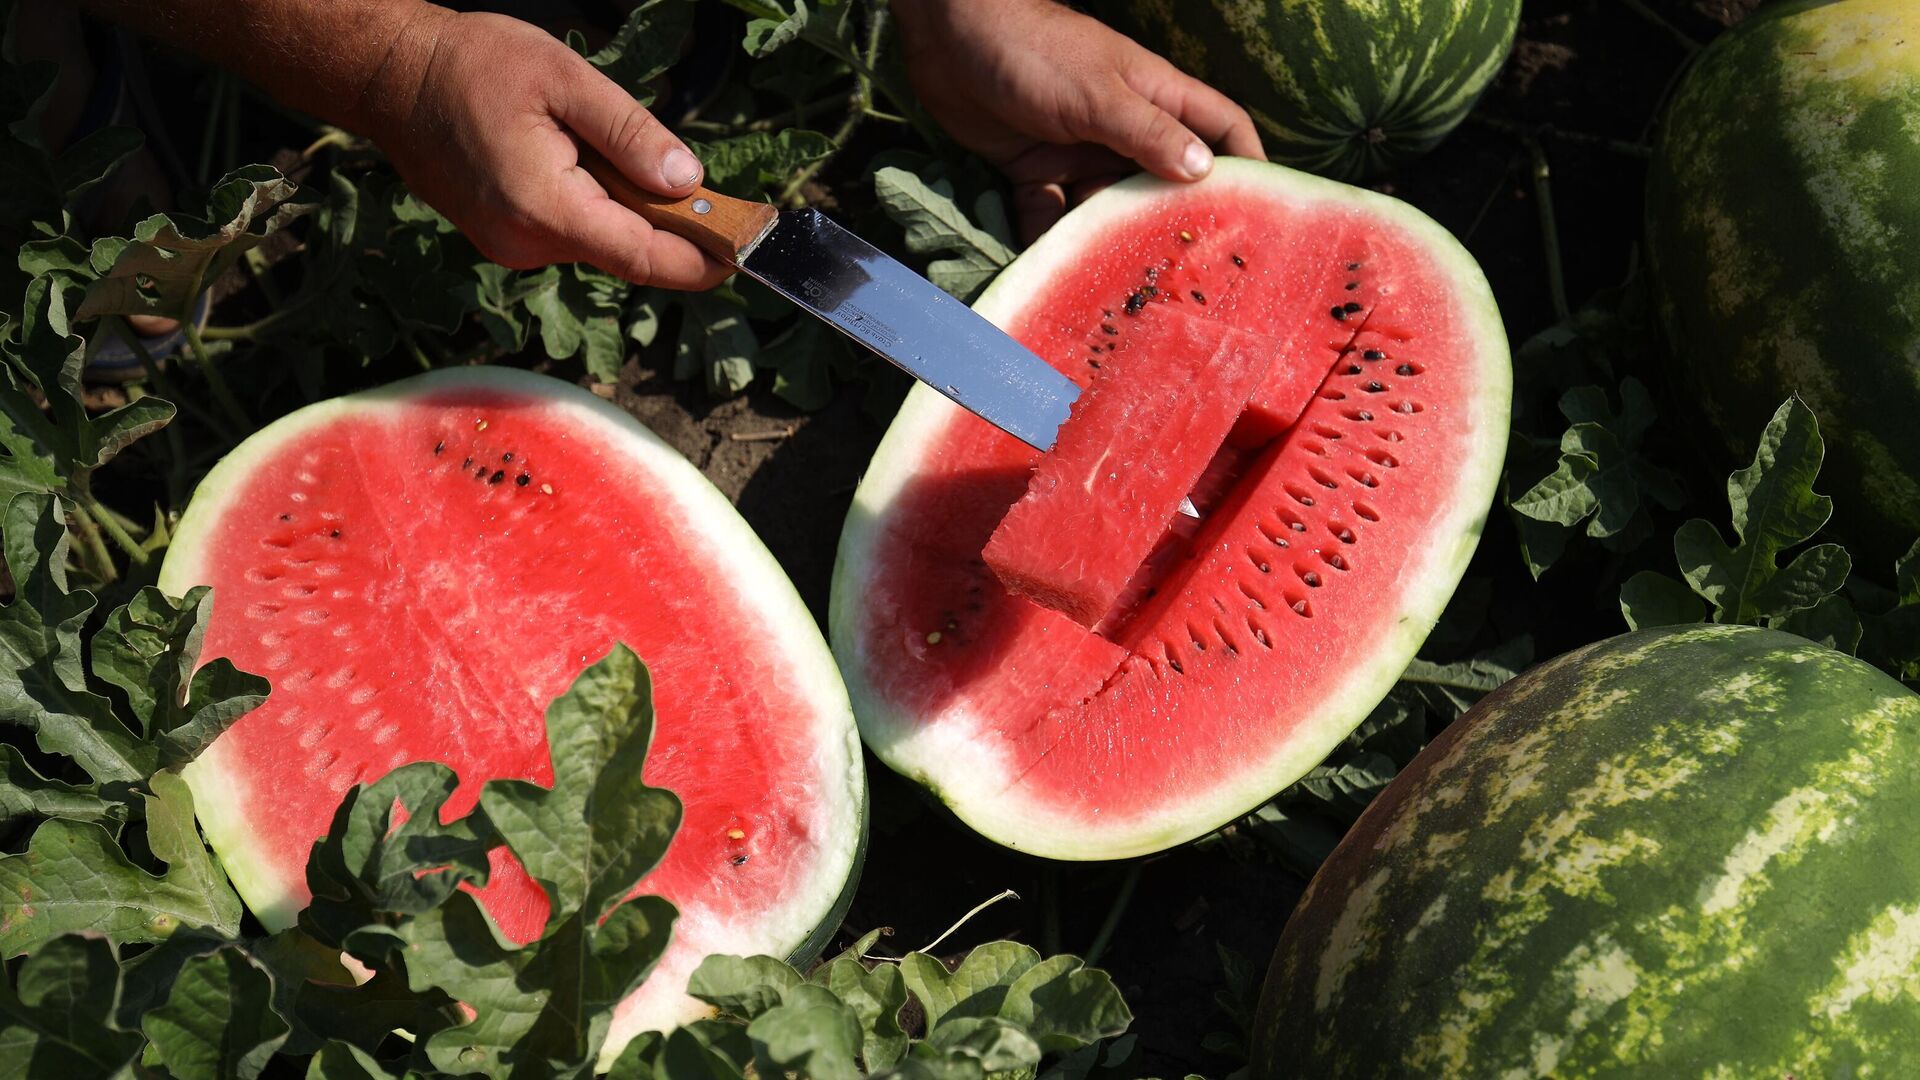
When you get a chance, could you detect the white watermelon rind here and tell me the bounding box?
[160,366,867,1052]
[830,158,1511,861]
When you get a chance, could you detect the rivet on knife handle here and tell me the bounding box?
[577,145,778,264]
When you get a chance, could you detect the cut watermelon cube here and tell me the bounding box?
[983,305,1274,627]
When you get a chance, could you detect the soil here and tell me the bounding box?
[597,2,1739,1073]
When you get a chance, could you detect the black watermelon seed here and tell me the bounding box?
[1231,253,1246,267]
[1357,410,1374,421]
[329,529,342,539]
[1303,572,1321,587]
[1275,538,1289,547]
[279,513,292,522]
[1346,365,1362,375]
[1345,281,1359,291]
[1102,324,1118,335]
[1397,364,1415,376]
[1299,495,1315,507]
[1364,349,1385,361]
[1346,261,1361,270]
[731,854,748,866]
[1103,309,1114,317]
[502,452,513,462]
[461,457,472,469]
[1191,290,1206,303]
[1344,301,1363,313]
[475,466,487,478]
[516,473,530,486]
[488,470,505,485]
[1105,342,1116,351]
[433,441,444,455]
[1143,285,1158,297]
[1366,381,1385,393]
[1090,345,1103,354]
[1088,359,1102,369]
[1330,306,1348,321]
[1291,521,1306,532]
[1124,292,1147,314]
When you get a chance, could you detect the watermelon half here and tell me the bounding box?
[159,368,865,1058]
[831,159,1508,860]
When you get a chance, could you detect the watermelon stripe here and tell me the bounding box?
[1255,625,1920,1076]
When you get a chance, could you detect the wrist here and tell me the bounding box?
[338,2,458,141]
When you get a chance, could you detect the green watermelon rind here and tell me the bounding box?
[830,158,1511,861]
[1253,624,1920,1076]
[160,366,867,1046]
[1098,0,1523,179]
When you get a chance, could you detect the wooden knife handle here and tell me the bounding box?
[577,145,777,264]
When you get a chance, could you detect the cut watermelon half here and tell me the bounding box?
[830,159,1508,860]
[160,368,865,1060]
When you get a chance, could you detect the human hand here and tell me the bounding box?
[892,0,1265,243]
[357,9,731,289]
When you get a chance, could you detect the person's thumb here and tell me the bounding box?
[1084,86,1214,183]
[553,59,702,196]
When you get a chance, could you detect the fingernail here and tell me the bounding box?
[662,147,701,188]
[1182,141,1214,180]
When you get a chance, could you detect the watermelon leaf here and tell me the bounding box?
[480,643,681,924]
[0,772,240,953]
[1619,570,1708,630]
[574,0,697,106]
[521,265,628,383]
[75,166,315,324]
[688,130,838,199]
[0,744,123,826]
[92,585,268,755]
[872,167,1015,302]
[138,948,290,1080]
[0,936,145,1077]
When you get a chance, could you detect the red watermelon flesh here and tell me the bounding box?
[982,305,1274,627]
[163,369,864,1060]
[831,162,1508,859]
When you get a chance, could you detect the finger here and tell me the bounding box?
[1071,81,1213,182]
[551,168,734,290]
[549,55,703,198]
[1011,181,1067,246]
[998,142,1136,188]
[1125,57,1267,161]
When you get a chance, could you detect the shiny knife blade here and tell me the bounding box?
[739,208,1077,451]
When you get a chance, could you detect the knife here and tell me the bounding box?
[583,151,1199,516]
[582,150,1077,451]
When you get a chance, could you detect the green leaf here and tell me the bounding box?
[0,937,144,1078]
[998,954,1131,1053]
[300,762,495,950]
[744,1,810,57]
[76,165,314,322]
[1398,636,1530,716]
[1672,398,1848,625]
[582,0,697,104]
[0,771,240,953]
[139,949,290,1080]
[1777,592,1863,653]
[480,643,679,923]
[674,292,759,396]
[746,993,865,1080]
[901,942,1040,1030]
[304,1041,408,1080]
[0,493,148,783]
[0,744,125,826]
[811,937,909,1068]
[92,585,268,757]
[689,954,807,1021]
[759,320,840,412]
[522,265,628,382]
[873,168,1016,302]
[924,1017,1041,1072]
[1619,570,1708,630]
[688,130,836,199]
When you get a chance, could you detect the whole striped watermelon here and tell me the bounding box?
[1645,0,1920,566]
[1093,0,1521,178]
[1252,624,1920,1077]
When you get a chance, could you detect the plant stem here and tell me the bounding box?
[1526,138,1572,324]
[108,317,200,495]
[1620,0,1702,54]
[196,72,228,187]
[79,494,149,565]
[177,263,252,432]
[1040,866,1063,956]
[1083,864,1141,967]
[67,502,120,584]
